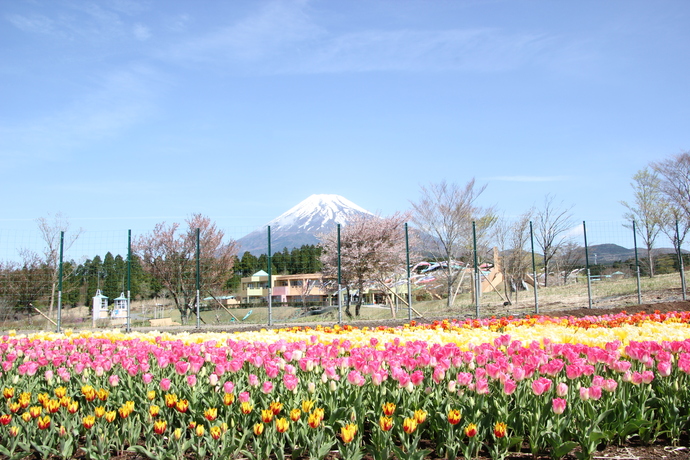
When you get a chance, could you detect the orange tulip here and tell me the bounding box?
[253,423,264,436]
[8,402,20,414]
[2,387,14,399]
[54,387,67,399]
[149,405,160,418]
[464,423,478,438]
[45,399,60,414]
[0,414,12,425]
[94,406,106,418]
[302,399,315,413]
[290,408,301,422]
[18,393,31,409]
[403,417,417,434]
[414,409,427,424]
[276,417,289,433]
[204,407,218,422]
[210,425,222,440]
[270,401,283,415]
[240,401,253,415]
[147,390,156,401]
[67,400,79,414]
[223,393,235,406]
[29,406,42,418]
[37,415,51,430]
[494,422,507,438]
[448,409,462,425]
[97,388,109,401]
[261,409,274,423]
[165,393,178,408]
[195,424,205,437]
[82,415,96,430]
[8,425,20,437]
[382,402,396,416]
[81,385,96,402]
[153,419,167,435]
[175,399,189,414]
[340,423,357,443]
[379,416,393,432]
[105,411,117,423]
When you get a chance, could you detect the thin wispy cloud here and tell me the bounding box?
[0,65,163,163]
[158,1,553,74]
[486,175,572,182]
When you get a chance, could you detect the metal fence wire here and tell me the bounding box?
[0,220,687,332]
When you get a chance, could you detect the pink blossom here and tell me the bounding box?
[602,378,618,392]
[160,378,172,391]
[142,373,153,385]
[174,361,190,375]
[552,398,567,414]
[44,370,54,382]
[579,387,590,400]
[476,378,490,395]
[186,375,197,387]
[411,370,425,386]
[503,379,517,395]
[283,373,298,391]
[512,366,526,381]
[532,377,552,396]
[261,381,274,394]
[556,382,568,397]
[109,374,120,387]
[223,381,235,394]
[239,391,250,403]
[641,370,654,384]
[589,385,602,400]
[657,361,672,377]
[209,374,219,386]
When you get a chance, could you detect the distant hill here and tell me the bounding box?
[588,243,685,264]
[236,194,373,255]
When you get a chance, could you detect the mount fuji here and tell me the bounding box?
[236,194,374,255]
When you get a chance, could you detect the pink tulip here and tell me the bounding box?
[109,374,120,387]
[532,377,552,396]
[223,381,235,394]
[641,370,654,384]
[556,382,568,397]
[589,385,602,400]
[579,387,590,400]
[186,375,197,387]
[239,391,250,403]
[160,378,172,391]
[476,378,490,395]
[503,379,517,395]
[552,398,567,414]
[657,361,672,377]
[602,378,618,392]
[174,361,190,375]
[209,374,219,386]
[142,373,153,385]
[248,374,260,387]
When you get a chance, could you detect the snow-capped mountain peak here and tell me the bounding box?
[237,194,373,254]
[267,194,372,232]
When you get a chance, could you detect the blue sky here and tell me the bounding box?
[1,0,689,247]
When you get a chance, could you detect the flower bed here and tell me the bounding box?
[1,310,690,460]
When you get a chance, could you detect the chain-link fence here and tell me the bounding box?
[0,219,687,332]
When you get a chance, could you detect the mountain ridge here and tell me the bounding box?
[236,194,373,255]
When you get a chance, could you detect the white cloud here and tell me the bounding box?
[5,13,59,36]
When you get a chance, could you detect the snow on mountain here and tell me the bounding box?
[237,194,373,255]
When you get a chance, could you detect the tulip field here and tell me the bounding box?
[2,311,690,460]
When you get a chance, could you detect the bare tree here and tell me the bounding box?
[621,168,665,277]
[319,212,409,317]
[652,151,690,248]
[135,214,238,323]
[554,241,584,285]
[535,195,574,287]
[503,210,533,305]
[410,179,495,307]
[36,213,83,318]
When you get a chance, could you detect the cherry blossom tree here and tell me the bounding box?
[319,212,410,317]
[135,214,237,323]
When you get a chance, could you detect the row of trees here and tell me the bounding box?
[622,151,690,277]
[2,151,687,322]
